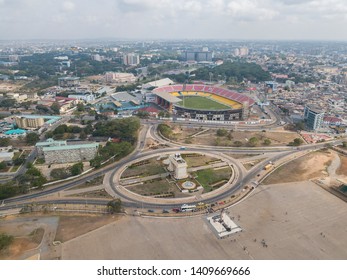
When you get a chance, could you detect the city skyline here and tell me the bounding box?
[0,0,347,41]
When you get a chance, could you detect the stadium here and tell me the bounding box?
[152,84,255,121]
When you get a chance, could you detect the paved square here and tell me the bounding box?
[62,181,347,259]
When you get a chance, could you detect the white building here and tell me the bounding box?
[142,78,174,89]
[6,93,27,102]
[68,93,96,103]
[168,153,188,179]
[105,72,136,83]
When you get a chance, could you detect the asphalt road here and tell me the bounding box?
[0,121,345,211]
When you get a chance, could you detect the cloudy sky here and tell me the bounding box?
[0,0,346,41]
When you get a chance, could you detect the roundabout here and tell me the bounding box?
[1,121,342,216]
[109,150,240,208]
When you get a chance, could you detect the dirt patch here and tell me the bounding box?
[55,215,121,243]
[36,162,91,180]
[126,178,176,197]
[336,155,347,176]
[226,153,260,159]
[68,189,113,199]
[0,81,26,92]
[263,151,335,185]
[0,227,44,260]
[243,158,266,170]
[0,238,37,260]
[69,175,104,190]
[29,228,45,244]
[182,154,219,168]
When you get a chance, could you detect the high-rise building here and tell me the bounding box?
[239,47,249,56]
[123,53,140,66]
[304,105,324,131]
[182,51,213,62]
[15,116,45,129]
[8,55,19,62]
[234,47,249,57]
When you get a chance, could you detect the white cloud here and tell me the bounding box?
[0,0,346,40]
[225,0,278,21]
[62,1,75,12]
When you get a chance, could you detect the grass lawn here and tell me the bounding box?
[196,167,232,192]
[121,158,166,178]
[181,154,219,168]
[127,179,174,196]
[12,152,21,160]
[177,96,230,110]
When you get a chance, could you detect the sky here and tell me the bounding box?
[0,0,347,41]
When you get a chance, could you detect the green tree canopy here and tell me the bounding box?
[263,139,272,146]
[248,137,259,147]
[70,162,83,176]
[93,117,140,144]
[0,161,7,170]
[107,199,122,213]
[0,233,14,251]
[0,99,16,108]
[25,133,40,145]
[293,138,303,146]
[0,138,10,147]
[50,102,61,115]
[216,128,228,137]
[192,61,271,83]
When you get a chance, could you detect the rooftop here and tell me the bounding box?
[58,77,80,81]
[155,91,181,103]
[42,143,99,152]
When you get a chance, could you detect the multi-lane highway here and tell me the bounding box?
[0,98,345,211]
[1,119,344,213]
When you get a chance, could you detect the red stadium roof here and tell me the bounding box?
[153,84,255,106]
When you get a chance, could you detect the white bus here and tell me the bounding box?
[181,204,196,212]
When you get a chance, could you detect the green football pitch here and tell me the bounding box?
[176,96,230,110]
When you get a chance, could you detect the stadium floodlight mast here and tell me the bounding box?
[209,72,213,84]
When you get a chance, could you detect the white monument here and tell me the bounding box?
[168,153,188,179]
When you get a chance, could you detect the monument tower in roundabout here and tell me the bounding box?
[167,153,188,179]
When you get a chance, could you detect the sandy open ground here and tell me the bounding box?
[61,181,347,260]
[0,214,119,260]
[263,150,335,184]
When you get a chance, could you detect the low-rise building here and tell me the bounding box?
[68,93,96,103]
[0,151,14,162]
[105,72,137,83]
[6,93,27,102]
[58,77,80,87]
